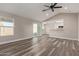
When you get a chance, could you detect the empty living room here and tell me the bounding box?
[0,3,79,56]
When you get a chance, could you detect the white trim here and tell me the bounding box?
[0,36,78,45]
[0,37,32,45]
[49,36,78,41]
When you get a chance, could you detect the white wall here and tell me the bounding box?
[45,13,78,40]
[0,11,38,43]
[78,14,79,41]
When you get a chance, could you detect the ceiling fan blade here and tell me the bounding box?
[44,5,49,7]
[53,3,57,7]
[42,8,50,11]
[54,6,62,8]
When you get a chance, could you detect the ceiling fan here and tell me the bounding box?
[42,3,62,12]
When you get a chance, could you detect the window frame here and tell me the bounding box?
[0,16,14,36]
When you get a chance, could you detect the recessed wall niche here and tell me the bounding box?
[45,19,64,31]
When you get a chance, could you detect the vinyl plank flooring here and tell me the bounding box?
[0,37,79,56]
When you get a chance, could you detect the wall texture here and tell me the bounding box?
[45,13,78,40]
[78,14,79,41]
[0,11,37,44]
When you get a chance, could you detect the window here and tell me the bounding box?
[0,16,14,36]
[33,23,37,34]
[42,22,46,30]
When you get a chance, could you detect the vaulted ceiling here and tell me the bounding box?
[0,3,79,22]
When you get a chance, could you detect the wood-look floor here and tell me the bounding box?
[0,37,79,56]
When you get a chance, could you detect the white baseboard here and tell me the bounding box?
[49,36,78,41]
[0,37,32,45]
[0,36,78,45]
